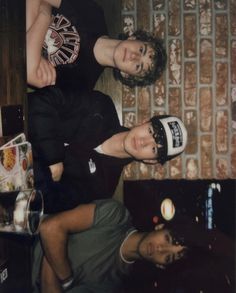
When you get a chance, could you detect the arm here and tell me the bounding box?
[41,257,62,293]
[26,0,41,32]
[26,0,61,32]
[44,0,61,8]
[49,162,64,181]
[28,86,73,166]
[27,1,56,88]
[40,203,96,289]
[28,88,106,165]
[28,86,89,166]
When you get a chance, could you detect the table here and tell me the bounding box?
[0,1,32,292]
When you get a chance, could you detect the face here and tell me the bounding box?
[138,229,186,267]
[113,39,154,78]
[123,122,160,161]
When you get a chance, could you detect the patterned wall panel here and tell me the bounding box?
[121,0,235,179]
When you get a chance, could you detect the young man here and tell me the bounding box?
[32,199,188,292]
[26,0,167,89]
[28,86,188,214]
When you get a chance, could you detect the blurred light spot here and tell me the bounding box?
[161,198,175,221]
[152,216,159,224]
[216,183,221,193]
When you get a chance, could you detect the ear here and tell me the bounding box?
[127,35,136,40]
[141,118,150,124]
[156,264,166,270]
[133,119,149,127]
[154,223,165,231]
[142,159,158,165]
[120,71,130,78]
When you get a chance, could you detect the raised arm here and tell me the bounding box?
[40,203,96,291]
[28,86,66,166]
[26,1,57,88]
[28,86,89,162]
[26,0,41,32]
[26,0,61,32]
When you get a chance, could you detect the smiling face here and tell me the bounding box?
[123,122,161,161]
[113,39,154,78]
[137,229,186,267]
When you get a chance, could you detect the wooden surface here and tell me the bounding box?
[0,0,26,106]
[0,1,31,292]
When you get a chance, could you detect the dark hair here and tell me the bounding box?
[160,244,235,293]
[113,30,167,87]
[157,219,209,268]
[125,219,235,292]
[160,223,190,267]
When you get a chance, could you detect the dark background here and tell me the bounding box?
[123,179,236,293]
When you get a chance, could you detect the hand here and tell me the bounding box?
[26,3,55,88]
[27,56,56,88]
[49,162,64,181]
[36,56,56,87]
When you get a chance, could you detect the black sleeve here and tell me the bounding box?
[27,86,88,165]
[28,86,119,166]
[57,0,107,35]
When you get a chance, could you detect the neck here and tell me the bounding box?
[93,36,121,67]
[101,131,131,158]
[121,231,148,262]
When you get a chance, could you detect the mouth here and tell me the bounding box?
[132,137,137,150]
[147,243,154,256]
[123,48,127,62]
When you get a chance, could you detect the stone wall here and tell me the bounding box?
[121,0,236,180]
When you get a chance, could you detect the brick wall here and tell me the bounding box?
[121,0,236,180]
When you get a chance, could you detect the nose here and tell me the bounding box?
[142,136,155,147]
[157,245,163,252]
[157,244,170,253]
[129,51,140,61]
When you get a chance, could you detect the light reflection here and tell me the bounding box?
[225,274,231,285]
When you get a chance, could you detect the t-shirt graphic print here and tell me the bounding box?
[43,14,80,66]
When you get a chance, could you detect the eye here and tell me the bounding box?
[149,52,154,60]
[152,146,158,155]
[165,233,171,244]
[165,255,171,264]
[149,126,154,135]
[139,46,143,54]
[136,64,140,71]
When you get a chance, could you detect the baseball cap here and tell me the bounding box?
[150,115,188,164]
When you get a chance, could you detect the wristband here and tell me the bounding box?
[60,275,74,291]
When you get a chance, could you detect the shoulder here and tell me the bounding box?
[93,199,131,227]
[89,90,112,102]
[57,0,104,17]
[28,86,65,110]
[28,85,64,101]
[72,283,120,293]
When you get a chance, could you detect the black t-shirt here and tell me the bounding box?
[43,0,108,90]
